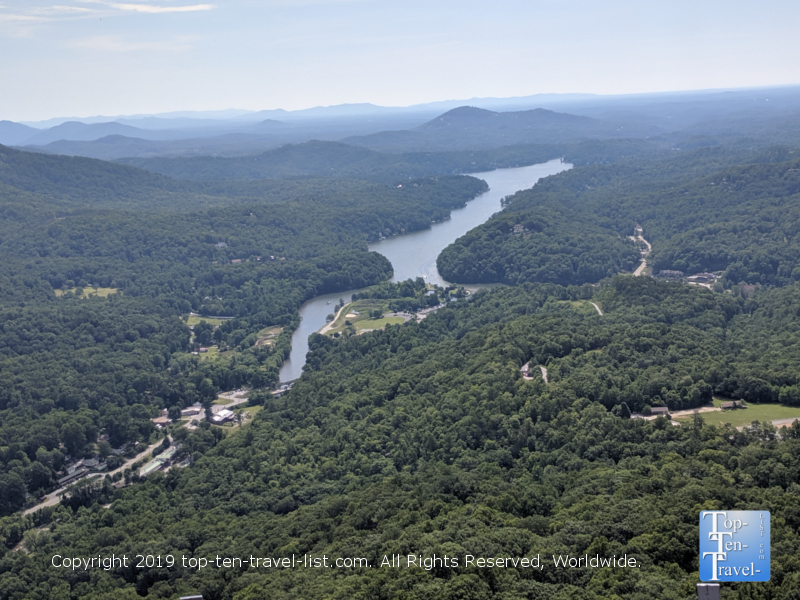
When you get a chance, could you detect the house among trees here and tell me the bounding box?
[211,409,235,424]
[656,270,684,279]
[721,400,746,410]
[650,407,670,416]
[520,362,534,380]
[688,272,716,283]
[181,403,203,417]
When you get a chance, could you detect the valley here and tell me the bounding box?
[3,90,800,599]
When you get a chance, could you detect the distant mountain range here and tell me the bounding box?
[115,139,564,181]
[4,86,800,160]
[343,106,647,151]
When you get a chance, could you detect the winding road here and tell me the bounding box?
[631,225,652,277]
[539,365,549,383]
[318,303,349,335]
[24,438,168,515]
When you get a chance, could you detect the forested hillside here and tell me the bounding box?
[117,140,569,181]
[4,106,800,600]
[0,146,487,514]
[439,146,800,286]
[343,106,656,151]
[2,279,800,599]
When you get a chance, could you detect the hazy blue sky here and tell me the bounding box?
[2,0,799,120]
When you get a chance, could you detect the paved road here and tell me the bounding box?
[23,438,167,515]
[213,390,250,413]
[669,406,722,419]
[631,229,652,277]
[319,303,349,334]
[772,417,800,428]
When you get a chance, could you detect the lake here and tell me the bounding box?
[279,159,571,382]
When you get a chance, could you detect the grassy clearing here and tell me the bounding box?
[238,406,262,417]
[255,326,283,347]
[355,316,406,331]
[213,397,233,405]
[199,346,220,361]
[55,287,120,298]
[187,316,225,326]
[322,299,395,336]
[257,326,283,337]
[198,345,239,362]
[676,403,800,427]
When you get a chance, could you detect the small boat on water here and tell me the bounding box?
[327,301,331,304]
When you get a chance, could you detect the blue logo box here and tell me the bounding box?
[699,511,770,582]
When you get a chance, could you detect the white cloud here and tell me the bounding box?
[0,4,96,22]
[79,0,213,12]
[35,5,95,12]
[0,12,46,20]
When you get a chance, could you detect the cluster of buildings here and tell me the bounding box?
[631,406,671,419]
[57,457,104,487]
[211,409,236,424]
[654,270,720,288]
[151,403,205,428]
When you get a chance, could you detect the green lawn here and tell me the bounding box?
[257,326,283,337]
[187,315,225,326]
[238,406,262,417]
[321,299,396,336]
[55,287,120,298]
[213,397,233,405]
[355,316,406,331]
[255,326,283,347]
[198,345,239,362]
[198,346,219,361]
[676,402,800,427]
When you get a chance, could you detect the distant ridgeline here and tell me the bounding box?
[4,97,800,599]
[116,138,682,183]
[438,146,800,287]
[116,140,566,181]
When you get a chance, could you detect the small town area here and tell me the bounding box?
[19,384,284,517]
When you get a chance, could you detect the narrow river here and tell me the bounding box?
[278,158,571,382]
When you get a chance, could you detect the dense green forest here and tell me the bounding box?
[436,203,640,285]
[0,145,487,513]
[439,146,800,287]
[4,105,800,600]
[2,279,800,599]
[115,138,700,183]
[117,140,566,182]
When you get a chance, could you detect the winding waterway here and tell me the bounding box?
[278,159,571,382]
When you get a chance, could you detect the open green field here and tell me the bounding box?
[257,326,283,337]
[255,326,283,347]
[321,299,400,336]
[187,315,225,326]
[198,346,220,361]
[213,397,233,405]
[238,406,262,418]
[676,402,800,427]
[54,287,120,298]
[355,316,406,331]
[199,346,239,362]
